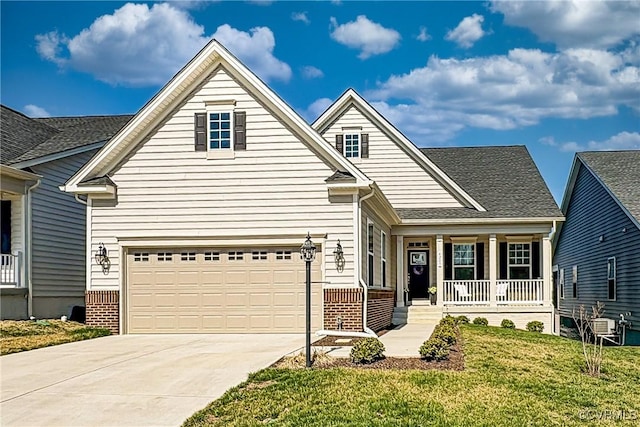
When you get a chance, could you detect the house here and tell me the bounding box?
[62,40,563,335]
[554,151,640,345]
[0,105,131,319]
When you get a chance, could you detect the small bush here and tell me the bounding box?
[501,319,516,329]
[473,317,489,326]
[441,315,457,326]
[350,337,385,364]
[419,338,450,361]
[455,315,470,324]
[433,325,457,345]
[526,321,544,333]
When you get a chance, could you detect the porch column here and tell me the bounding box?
[542,236,552,306]
[489,234,497,307]
[436,235,444,307]
[396,235,404,307]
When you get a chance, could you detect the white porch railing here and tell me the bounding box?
[497,279,544,304]
[443,280,490,304]
[1,253,21,286]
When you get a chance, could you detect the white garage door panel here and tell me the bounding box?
[127,247,321,333]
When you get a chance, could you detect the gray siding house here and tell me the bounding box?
[1,105,131,319]
[554,151,640,345]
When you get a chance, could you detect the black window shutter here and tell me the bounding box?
[361,133,369,158]
[499,242,508,280]
[476,242,484,280]
[444,243,452,280]
[234,111,246,151]
[194,113,206,152]
[335,134,344,153]
[532,241,540,279]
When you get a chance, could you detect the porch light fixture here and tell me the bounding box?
[333,239,345,273]
[300,232,316,368]
[95,242,111,274]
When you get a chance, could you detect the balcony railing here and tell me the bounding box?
[1,253,21,286]
[443,279,543,305]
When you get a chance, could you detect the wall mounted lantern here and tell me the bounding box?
[333,239,345,273]
[300,232,316,368]
[95,242,111,274]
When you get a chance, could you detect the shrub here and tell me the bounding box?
[441,315,457,326]
[501,319,516,329]
[350,337,385,364]
[433,325,457,345]
[473,317,489,326]
[419,338,450,361]
[526,321,544,333]
[455,315,470,324]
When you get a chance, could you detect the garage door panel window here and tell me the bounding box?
[276,250,292,260]
[204,251,220,261]
[134,252,149,262]
[158,252,173,262]
[181,252,196,261]
[228,251,244,261]
[252,251,268,260]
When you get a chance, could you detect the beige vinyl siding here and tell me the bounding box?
[89,69,355,290]
[321,106,462,209]
[361,202,391,288]
[30,150,96,297]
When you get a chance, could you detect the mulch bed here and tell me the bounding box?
[312,325,397,347]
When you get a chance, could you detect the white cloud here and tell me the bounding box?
[445,14,486,48]
[491,1,640,49]
[23,104,51,118]
[291,11,310,25]
[541,132,640,152]
[35,2,291,86]
[305,97,334,122]
[329,15,401,59]
[366,48,640,142]
[301,66,324,79]
[417,26,431,42]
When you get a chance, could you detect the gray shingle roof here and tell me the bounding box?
[397,146,562,220]
[325,170,356,182]
[1,105,132,165]
[578,150,640,223]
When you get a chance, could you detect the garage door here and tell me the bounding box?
[126,247,322,333]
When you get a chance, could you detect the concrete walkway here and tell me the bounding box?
[1,334,304,427]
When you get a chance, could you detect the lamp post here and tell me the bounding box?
[300,232,316,368]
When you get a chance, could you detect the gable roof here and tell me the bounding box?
[63,40,371,193]
[311,89,485,212]
[561,151,640,229]
[396,146,563,221]
[1,105,132,167]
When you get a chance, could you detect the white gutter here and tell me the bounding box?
[26,178,41,317]
[358,186,378,337]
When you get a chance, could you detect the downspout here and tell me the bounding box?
[549,220,557,241]
[26,178,41,318]
[358,186,377,337]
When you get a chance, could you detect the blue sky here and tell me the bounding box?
[2,1,639,203]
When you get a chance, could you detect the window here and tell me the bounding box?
[559,268,565,299]
[157,252,173,262]
[252,251,268,260]
[453,243,475,280]
[228,251,244,261]
[607,258,616,300]
[1,201,10,254]
[209,112,232,150]
[572,266,578,298]
[408,241,429,248]
[344,134,360,158]
[133,252,149,262]
[381,231,387,287]
[181,252,196,261]
[204,251,220,261]
[367,220,374,286]
[508,243,531,279]
[276,250,292,260]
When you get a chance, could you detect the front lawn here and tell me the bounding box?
[0,319,111,355]
[184,325,640,426]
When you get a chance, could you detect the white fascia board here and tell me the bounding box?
[313,89,485,212]
[9,141,106,170]
[400,216,565,225]
[0,165,41,182]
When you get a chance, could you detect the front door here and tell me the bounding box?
[408,250,429,300]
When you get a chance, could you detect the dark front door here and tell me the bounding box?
[408,250,429,300]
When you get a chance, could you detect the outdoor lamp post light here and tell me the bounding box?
[300,232,316,368]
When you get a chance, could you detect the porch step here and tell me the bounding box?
[393,304,444,325]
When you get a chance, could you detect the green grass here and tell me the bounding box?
[184,325,640,427]
[0,319,111,355]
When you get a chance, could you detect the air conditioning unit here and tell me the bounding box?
[592,318,616,336]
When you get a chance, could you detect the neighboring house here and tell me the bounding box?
[0,105,131,319]
[62,40,563,335]
[554,151,640,345]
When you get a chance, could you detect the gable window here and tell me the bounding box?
[194,108,245,155]
[381,231,387,287]
[344,134,360,158]
[607,257,616,300]
[453,243,475,280]
[367,220,374,286]
[508,243,531,279]
[572,266,578,298]
[559,268,565,299]
[335,133,369,158]
[209,112,231,150]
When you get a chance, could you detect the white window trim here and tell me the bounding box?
[572,265,578,298]
[452,242,475,281]
[367,219,374,286]
[381,231,387,287]
[607,257,616,301]
[344,133,361,159]
[206,103,235,159]
[507,242,532,280]
[559,268,565,299]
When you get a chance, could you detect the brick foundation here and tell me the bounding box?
[85,290,119,334]
[323,288,363,332]
[367,289,395,332]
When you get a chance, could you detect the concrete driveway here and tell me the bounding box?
[1,334,304,427]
